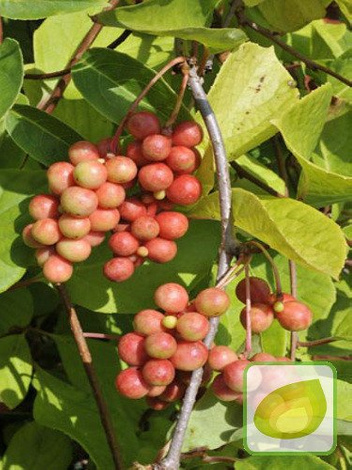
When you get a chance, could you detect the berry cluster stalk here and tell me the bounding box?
[153,66,236,470]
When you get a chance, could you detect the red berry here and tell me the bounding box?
[58,215,91,239]
[144,238,177,263]
[166,175,202,205]
[22,224,44,248]
[146,397,169,410]
[69,141,100,165]
[240,303,274,333]
[147,385,167,397]
[212,374,242,402]
[56,238,91,262]
[29,194,60,220]
[96,137,112,158]
[119,198,147,222]
[60,186,98,217]
[31,218,61,245]
[235,277,271,305]
[73,160,107,189]
[138,163,174,192]
[155,212,189,240]
[268,292,296,305]
[133,309,165,336]
[103,257,135,282]
[35,246,55,266]
[106,156,137,184]
[142,359,175,386]
[154,283,189,313]
[126,141,149,167]
[118,332,148,366]
[208,346,238,371]
[146,202,158,217]
[165,146,197,173]
[109,232,139,256]
[170,341,208,371]
[275,301,313,331]
[250,353,276,362]
[47,162,75,195]
[84,231,105,247]
[115,368,150,399]
[172,121,203,147]
[142,134,172,161]
[223,360,250,392]
[89,208,120,232]
[195,287,230,317]
[176,312,209,341]
[127,111,161,140]
[159,381,186,402]
[43,254,73,283]
[131,216,160,241]
[144,332,177,359]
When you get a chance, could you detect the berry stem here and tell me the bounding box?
[244,263,252,356]
[83,332,121,341]
[110,56,186,154]
[289,260,298,361]
[56,284,123,470]
[216,253,250,289]
[297,337,336,348]
[164,70,189,129]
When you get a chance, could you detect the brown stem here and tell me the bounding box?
[164,71,189,128]
[83,332,121,341]
[24,68,71,80]
[298,337,336,347]
[244,263,252,356]
[56,284,123,470]
[289,260,298,361]
[107,30,132,49]
[345,259,352,266]
[216,254,249,289]
[8,275,43,291]
[246,240,282,296]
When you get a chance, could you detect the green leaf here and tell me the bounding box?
[207,43,299,160]
[0,289,33,335]
[191,188,346,279]
[67,219,220,313]
[343,224,352,242]
[1,421,72,470]
[0,39,23,120]
[336,0,352,24]
[337,379,352,421]
[5,105,82,166]
[327,51,352,102]
[0,0,108,20]
[0,335,32,409]
[0,170,47,292]
[235,455,335,470]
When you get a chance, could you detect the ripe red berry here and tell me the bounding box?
[131,216,160,241]
[119,198,147,222]
[115,368,150,399]
[142,359,175,386]
[144,332,177,359]
[47,162,75,195]
[138,163,174,192]
[106,156,137,184]
[223,360,250,392]
[155,212,189,240]
[60,186,98,217]
[250,352,276,362]
[22,224,44,248]
[176,312,209,341]
[133,309,165,336]
[146,397,169,410]
[208,346,238,371]
[35,246,55,266]
[127,111,161,140]
[68,141,100,165]
[89,208,120,232]
[58,215,91,239]
[144,238,177,263]
[43,254,73,283]
[235,277,271,305]
[165,146,197,173]
[31,218,61,245]
[154,283,189,313]
[126,141,149,167]
[96,137,112,158]
[212,374,243,402]
[84,231,105,247]
[147,385,167,397]
[56,238,91,262]
[275,301,313,331]
[268,292,296,305]
[166,175,202,205]
[170,341,208,371]
[195,287,230,317]
[118,332,148,366]
[142,134,172,161]
[29,194,60,220]
[109,232,139,256]
[172,121,203,147]
[240,303,274,333]
[159,381,186,402]
[103,257,135,282]
[73,160,107,189]
[95,182,125,209]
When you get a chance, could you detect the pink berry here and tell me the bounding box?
[126,141,149,167]
[172,121,203,147]
[154,212,189,240]
[138,163,174,192]
[35,246,55,266]
[31,218,61,245]
[29,194,60,220]
[223,360,250,392]
[133,309,165,336]
[236,277,271,305]
[73,160,108,189]
[275,301,313,331]
[165,146,197,173]
[142,359,175,386]
[69,141,100,165]
[166,175,202,205]
[43,254,73,283]
[131,216,160,241]
[176,312,209,341]
[127,111,161,140]
[106,156,137,184]
[142,134,172,161]
[47,162,75,195]
[250,353,276,362]
[103,257,135,282]
[170,341,208,371]
[60,186,98,217]
[84,231,106,247]
[89,208,120,232]
[144,332,177,359]
[96,137,112,158]
[208,346,238,371]
[154,283,189,312]
[115,368,150,399]
[58,214,91,239]
[144,238,177,263]
[119,198,147,222]
[22,224,44,248]
[146,397,169,410]
[212,374,242,402]
[195,287,230,317]
[95,182,125,209]
[240,304,274,334]
[109,232,139,256]
[118,332,148,366]
[56,238,91,262]
[159,381,186,402]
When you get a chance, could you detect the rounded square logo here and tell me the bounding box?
[244,362,336,455]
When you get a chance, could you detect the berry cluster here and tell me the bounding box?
[115,283,230,410]
[22,112,203,284]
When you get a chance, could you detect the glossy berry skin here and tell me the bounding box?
[275,301,313,331]
[29,195,60,220]
[109,232,139,256]
[127,111,161,140]
[235,277,271,305]
[223,360,250,392]
[250,352,276,362]
[240,303,274,333]
[147,385,167,397]
[142,134,172,161]
[89,208,120,232]
[60,186,98,217]
[208,346,238,371]
[144,238,177,263]
[22,224,44,248]
[131,216,160,241]
[172,121,203,147]
[84,231,105,247]
[165,146,197,174]
[69,141,100,165]
[95,182,125,209]
[154,283,189,313]
[118,332,148,366]
[35,246,55,266]
[58,215,91,239]
[166,175,202,206]
[115,368,150,399]
[73,161,107,190]
[106,156,137,184]
[144,332,177,359]
[43,254,73,283]
[142,359,175,386]
[47,162,75,195]
[155,212,189,240]
[176,312,209,341]
[119,198,147,222]
[212,374,243,402]
[126,141,149,167]
[56,238,91,262]
[170,341,208,371]
[133,309,165,336]
[138,163,174,192]
[160,381,186,402]
[31,218,61,245]
[195,287,230,317]
[103,257,135,282]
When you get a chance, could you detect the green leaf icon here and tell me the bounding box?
[254,379,327,439]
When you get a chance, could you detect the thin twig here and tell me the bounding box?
[164,71,189,128]
[289,260,298,361]
[108,30,132,49]
[244,264,252,356]
[153,65,236,470]
[8,275,43,291]
[24,68,71,80]
[56,284,123,470]
[246,240,282,296]
[298,337,336,348]
[83,332,121,341]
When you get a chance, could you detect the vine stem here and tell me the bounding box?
[246,240,282,296]
[153,66,236,470]
[56,284,123,470]
[297,337,336,348]
[244,264,252,356]
[83,332,121,341]
[289,260,299,361]
[164,71,189,128]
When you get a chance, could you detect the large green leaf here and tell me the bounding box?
[207,43,299,160]
[1,422,72,470]
[236,455,335,469]
[5,105,82,166]
[191,189,346,279]
[0,39,23,120]
[0,289,33,335]
[0,0,108,20]
[337,379,352,421]
[0,334,32,409]
[336,0,352,24]
[0,170,47,292]
[327,50,352,102]
[67,219,220,313]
